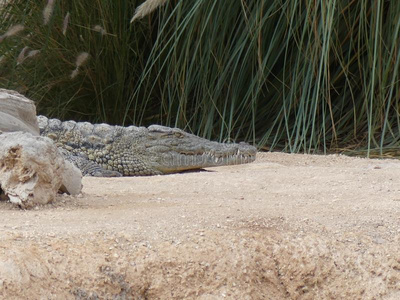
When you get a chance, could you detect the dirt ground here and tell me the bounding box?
[1,152,400,299]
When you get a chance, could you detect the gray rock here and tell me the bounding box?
[0,89,39,135]
[59,160,83,196]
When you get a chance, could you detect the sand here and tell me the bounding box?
[1,152,400,299]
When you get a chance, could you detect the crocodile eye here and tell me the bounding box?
[47,133,58,141]
[174,132,184,138]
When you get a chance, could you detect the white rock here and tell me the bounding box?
[0,132,69,208]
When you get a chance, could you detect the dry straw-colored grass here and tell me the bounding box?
[43,0,55,25]
[0,24,24,42]
[16,47,40,65]
[16,46,29,64]
[70,52,90,79]
[93,25,107,36]
[130,0,168,23]
[62,12,70,36]
[75,52,89,68]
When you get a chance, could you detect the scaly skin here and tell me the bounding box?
[37,116,257,177]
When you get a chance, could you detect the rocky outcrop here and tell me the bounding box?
[0,89,82,208]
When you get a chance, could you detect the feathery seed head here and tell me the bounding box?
[43,0,56,25]
[70,67,79,79]
[27,50,40,58]
[75,52,89,67]
[93,25,107,36]
[62,12,70,36]
[16,46,29,65]
[70,52,90,79]
[130,0,168,23]
[0,24,24,42]
[4,24,24,37]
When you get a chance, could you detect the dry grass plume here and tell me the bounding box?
[93,25,107,36]
[70,52,90,79]
[62,12,70,36]
[130,0,168,23]
[43,0,55,25]
[0,24,24,42]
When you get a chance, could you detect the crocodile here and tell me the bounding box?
[37,116,257,177]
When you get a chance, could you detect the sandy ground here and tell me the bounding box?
[1,152,400,299]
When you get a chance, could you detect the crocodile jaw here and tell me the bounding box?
[152,149,256,173]
[144,125,257,174]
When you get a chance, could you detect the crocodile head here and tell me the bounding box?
[135,125,257,175]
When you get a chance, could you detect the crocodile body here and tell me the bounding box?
[37,116,257,177]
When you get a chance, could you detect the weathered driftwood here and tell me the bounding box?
[0,89,82,207]
[0,89,39,135]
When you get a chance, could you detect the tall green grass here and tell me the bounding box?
[0,0,149,124]
[1,0,400,156]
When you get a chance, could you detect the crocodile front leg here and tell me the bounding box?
[58,148,122,177]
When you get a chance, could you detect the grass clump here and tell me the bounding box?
[1,0,400,156]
